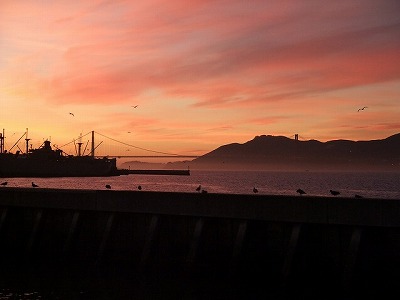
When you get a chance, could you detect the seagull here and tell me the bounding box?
[32,182,39,188]
[105,184,111,189]
[196,185,201,192]
[0,181,7,186]
[296,188,306,195]
[131,105,138,108]
[201,189,208,194]
[138,185,142,190]
[69,112,75,116]
[357,106,368,112]
[330,190,340,196]
[253,187,258,193]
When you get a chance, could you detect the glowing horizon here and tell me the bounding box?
[1,0,400,158]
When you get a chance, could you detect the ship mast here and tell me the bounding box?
[25,128,30,155]
[0,129,4,153]
[91,130,95,158]
[77,133,83,156]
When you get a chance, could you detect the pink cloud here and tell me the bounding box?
[5,0,399,108]
[1,0,400,153]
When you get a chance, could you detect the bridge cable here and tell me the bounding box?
[94,131,182,156]
[57,131,92,149]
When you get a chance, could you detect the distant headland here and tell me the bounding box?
[122,133,400,171]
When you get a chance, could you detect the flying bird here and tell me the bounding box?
[253,187,258,193]
[131,105,138,108]
[0,181,7,186]
[196,185,201,192]
[330,190,340,196]
[69,112,74,116]
[138,185,142,191]
[357,106,368,112]
[296,188,306,195]
[105,184,111,189]
[32,182,39,188]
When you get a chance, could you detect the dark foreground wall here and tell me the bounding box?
[0,187,399,299]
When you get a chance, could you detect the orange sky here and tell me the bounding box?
[1,0,400,158]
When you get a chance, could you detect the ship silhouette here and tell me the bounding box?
[0,130,189,177]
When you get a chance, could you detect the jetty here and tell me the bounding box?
[117,168,190,176]
[0,187,398,299]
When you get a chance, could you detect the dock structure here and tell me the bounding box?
[116,168,190,175]
[0,187,399,299]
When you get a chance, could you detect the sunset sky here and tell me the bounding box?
[1,0,399,158]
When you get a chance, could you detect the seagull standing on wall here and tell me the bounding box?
[296,189,306,195]
[32,182,39,187]
[330,190,340,196]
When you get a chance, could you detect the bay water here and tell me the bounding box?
[2,170,400,199]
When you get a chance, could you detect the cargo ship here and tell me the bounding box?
[0,130,189,177]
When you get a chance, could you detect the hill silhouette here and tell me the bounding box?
[122,133,400,171]
[186,133,400,171]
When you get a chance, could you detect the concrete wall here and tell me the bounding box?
[0,187,399,299]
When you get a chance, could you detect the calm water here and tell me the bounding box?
[2,170,400,199]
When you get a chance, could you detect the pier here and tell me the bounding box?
[0,187,399,299]
[116,168,190,176]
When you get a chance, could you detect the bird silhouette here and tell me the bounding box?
[253,187,258,193]
[196,185,201,192]
[354,194,363,198]
[32,182,39,188]
[131,105,138,108]
[69,112,74,116]
[138,185,142,190]
[0,181,7,186]
[105,184,111,189]
[201,190,208,194]
[330,190,340,196]
[357,106,368,112]
[296,188,306,195]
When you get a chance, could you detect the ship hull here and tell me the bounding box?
[0,155,118,178]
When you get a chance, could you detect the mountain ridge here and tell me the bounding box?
[122,133,400,171]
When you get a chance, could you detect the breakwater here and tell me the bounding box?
[0,187,399,299]
[117,168,190,175]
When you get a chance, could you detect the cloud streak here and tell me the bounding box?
[1,0,400,155]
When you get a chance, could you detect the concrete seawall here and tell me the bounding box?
[0,187,399,299]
